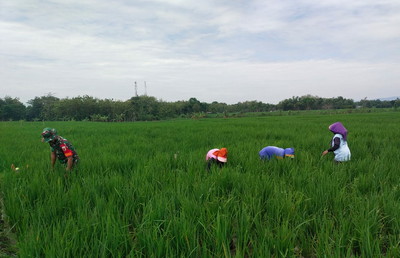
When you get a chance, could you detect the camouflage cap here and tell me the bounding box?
[41,128,57,142]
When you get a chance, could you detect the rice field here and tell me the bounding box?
[1,111,400,257]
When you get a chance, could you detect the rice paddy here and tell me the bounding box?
[1,111,400,257]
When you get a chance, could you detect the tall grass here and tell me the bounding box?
[0,111,400,256]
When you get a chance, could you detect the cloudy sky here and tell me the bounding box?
[1,0,399,104]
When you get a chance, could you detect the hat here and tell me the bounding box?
[284,148,295,158]
[329,122,348,140]
[41,128,57,142]
[213,148,228,163]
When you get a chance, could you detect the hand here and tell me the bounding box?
[322,150,328,156]
[11,164,19,172]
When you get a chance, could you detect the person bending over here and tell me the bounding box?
[41,128,79,171]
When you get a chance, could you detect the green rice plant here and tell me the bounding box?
[0,111,400,256]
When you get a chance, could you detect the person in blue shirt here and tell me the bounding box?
[259,146,295,160]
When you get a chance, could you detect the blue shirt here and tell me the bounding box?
[259,146,295,160]
[259,146,285,160]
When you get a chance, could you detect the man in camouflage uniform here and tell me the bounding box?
[41,128,79,171]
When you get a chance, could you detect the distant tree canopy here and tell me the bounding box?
[0,96,26,121]
[0,94,398,121]
[276,95,356,110]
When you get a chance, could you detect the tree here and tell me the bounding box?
[277,96,299,111]
[277,95,355,111]
[127,96,161,121]
[208,101,228,113]
[0,96,26,121]
[26,94,60,121]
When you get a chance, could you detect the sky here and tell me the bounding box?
[1,0,399,105]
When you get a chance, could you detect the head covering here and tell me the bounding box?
[41,127,57,142]
[329,122,348,140]
[213,148,228,163]
[284,148,295,158]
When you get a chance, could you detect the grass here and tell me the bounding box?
[0,175,17,257]
[0,111,400,256]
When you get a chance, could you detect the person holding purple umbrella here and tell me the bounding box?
[322,122,351,162]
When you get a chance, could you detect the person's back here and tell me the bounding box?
[259,146,295,160]
[49,136,79,164]
[331,133,351,162]
[206,148,227,170]
[206,148,220,161]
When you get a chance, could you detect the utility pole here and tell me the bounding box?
[134,81,138,97]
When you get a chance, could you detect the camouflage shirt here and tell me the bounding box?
[49,136,79,164]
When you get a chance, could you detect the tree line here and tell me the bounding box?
[0,94,399,121]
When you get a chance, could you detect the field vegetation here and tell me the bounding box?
[1,111,400,256]
[1,94,399,122]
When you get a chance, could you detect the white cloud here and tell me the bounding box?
[1,0,399,104]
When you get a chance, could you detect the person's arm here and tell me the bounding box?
[51,151,57,169]
[59,142,74,171]
[66,156,73,171]
[322,137,340,156]
[328,137,340,152]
